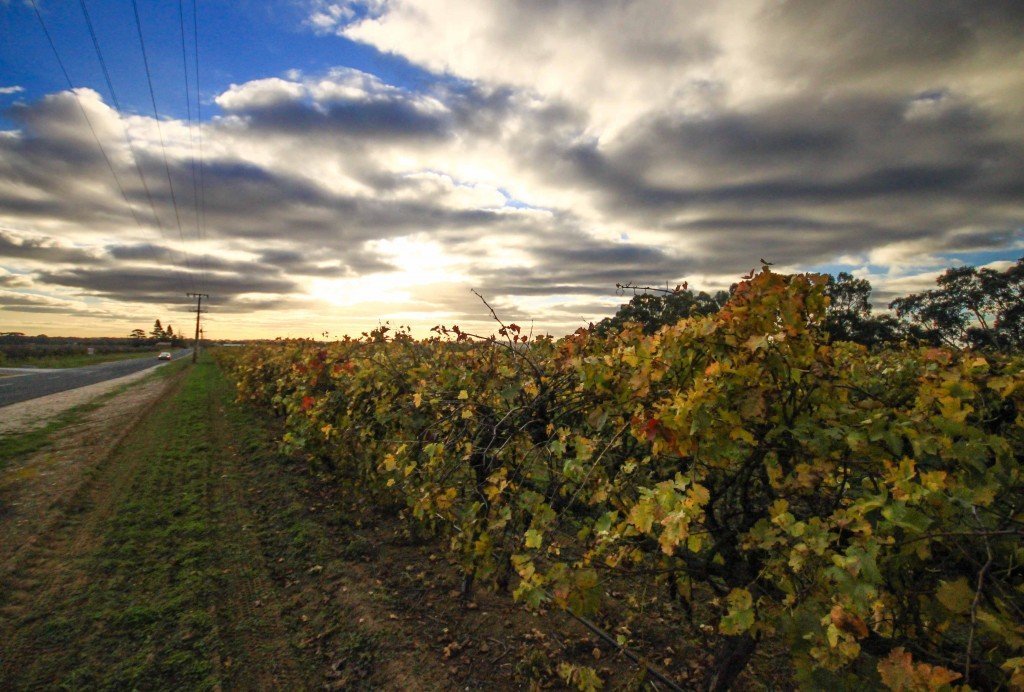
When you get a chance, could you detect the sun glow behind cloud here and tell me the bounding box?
[309,235,467,309]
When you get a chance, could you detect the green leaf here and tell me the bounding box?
[882,503,932,533]
[936,577,973,614]
[594,511,616,534]
[719,587,755,635]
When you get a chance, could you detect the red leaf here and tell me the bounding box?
[642,417,660,442]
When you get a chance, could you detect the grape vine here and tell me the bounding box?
[217,267,1024,690]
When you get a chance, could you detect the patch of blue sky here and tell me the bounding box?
[498,188,549,212]
[934,246,1024,269]
[805,239,1023,278]
[501,197,534,210]
[801,261,868,277]
[0,0,441,129]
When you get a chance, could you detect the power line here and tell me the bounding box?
[191,0,209,274]
[130,0,196,294]
[77,0,191,297]
[178,0,208,294]
[28,0,144,230]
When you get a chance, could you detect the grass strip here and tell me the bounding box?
[1,359,217,688]
[1,356,321,689]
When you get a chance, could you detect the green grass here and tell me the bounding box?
[1,358,218,688]
[0,355,324,689]
[0,357,190,470]
[1,349,165,369]
[64,362,222,689]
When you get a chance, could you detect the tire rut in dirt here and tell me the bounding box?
[204,393,312,689]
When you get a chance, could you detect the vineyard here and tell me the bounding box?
[216,268,1024,690]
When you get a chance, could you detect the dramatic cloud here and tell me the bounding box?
[0,229,104,265]
[1,1,1022,336]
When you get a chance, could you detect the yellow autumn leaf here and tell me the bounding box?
[629,499,656,534]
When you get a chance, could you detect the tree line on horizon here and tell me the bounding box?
[129,319,185,347]
[596,257,1024,352]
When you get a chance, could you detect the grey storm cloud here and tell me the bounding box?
[0,230,104,264]
[554,94,1024,209]
[106,243,182,262]
[224,96,451,140]
[0,304,97,315]
[0,275,31,287]
[464,230,695,298]
[256,247,395,276]
[171,154,509,246]
[217,73,521,142]
[0,291,101,317]
[35,267,300,305]
[759,0,1024,88]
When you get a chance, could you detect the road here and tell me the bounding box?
[0,349,192,408]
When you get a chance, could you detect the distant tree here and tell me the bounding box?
[150,319,165,341]
[165,324,184,347]
[595,285,729,336]
[129,328,146,345]
[823,272,903,347]
[890,257,1023,350]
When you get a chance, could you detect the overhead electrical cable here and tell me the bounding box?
[130,0,196,293]
[178,0,208,294]
[28,0,145,230]
[191,0,209,267]
[77,0,191,297]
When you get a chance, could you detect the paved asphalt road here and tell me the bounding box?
[0,349,192,408]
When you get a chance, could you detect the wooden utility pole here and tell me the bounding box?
[186,292,208,363]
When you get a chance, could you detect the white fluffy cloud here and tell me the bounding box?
[215,78,307,111]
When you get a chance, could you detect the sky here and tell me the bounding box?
[1,0,1022,340]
